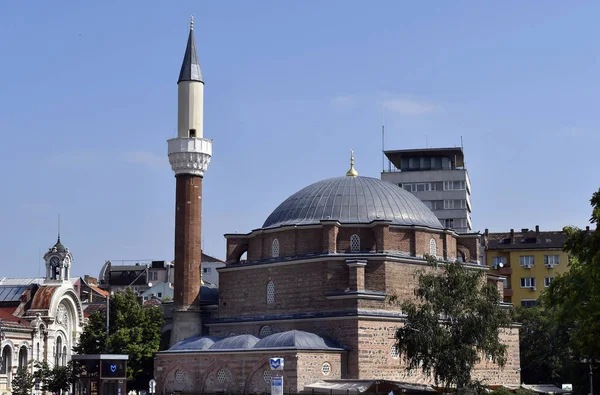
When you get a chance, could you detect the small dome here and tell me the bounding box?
[169,336,219,351]
[262,176,443,229]
[209,334,260,350]
[254,330,345,350]
[52,237,67,253]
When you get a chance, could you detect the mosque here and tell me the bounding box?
[154,19,521,394]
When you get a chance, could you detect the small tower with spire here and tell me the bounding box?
[43,236,73,283]
[346,149,359,177]
[168,17,213,346]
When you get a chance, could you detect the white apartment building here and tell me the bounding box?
[381,147,472,233]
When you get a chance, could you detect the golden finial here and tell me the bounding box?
[346,149,359,177]
[190,15,194,31]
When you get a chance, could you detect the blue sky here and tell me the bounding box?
[0,1,598,278]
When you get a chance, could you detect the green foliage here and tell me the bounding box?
[488,387,514,395]
[544,188,600,359]
[33,361,74,394]
[74,288,164,389]
[395,255,512,391]
[514,305,576,386]
[12,367,36,395]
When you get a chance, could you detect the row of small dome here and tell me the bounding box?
[168,329,346,352]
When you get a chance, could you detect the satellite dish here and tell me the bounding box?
[497,262,504,268]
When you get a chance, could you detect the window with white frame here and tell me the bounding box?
[444,219,454,228]
[544,277,554,287]
[502,278,509,289]
[544,255,560,266]
[443,181,466,191]
[350,234,360,252]
[520,277,536,288]
[150,271,158,281]
[203,267,212,273]
[429,238,437,257]
[492,256,507,268]
[520,256,535,267]
[444,200,455,209]
[272,238,280,258]
[266,281,275,304]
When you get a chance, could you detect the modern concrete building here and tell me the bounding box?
[381,147,472,233]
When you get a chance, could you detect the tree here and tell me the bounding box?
[12,367,35,395]
[395,256,513,391]
[514,305,576,385]
[74,288,164,390]
[545,188,600,358]
[34,361,74,395]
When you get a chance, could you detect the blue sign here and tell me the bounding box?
[269,357,284,370]
[110,364,117,373]
[271,376,283,395]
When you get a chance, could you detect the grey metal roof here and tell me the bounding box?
[254,330,345,350]
[209,334,260,350]
[262,176,444,229]
[169,336,219,351]
[177,27,203,83]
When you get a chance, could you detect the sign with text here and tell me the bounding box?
[269,357,284,370]
[271,376,283,395]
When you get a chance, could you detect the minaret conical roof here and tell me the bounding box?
[178,17,203,84]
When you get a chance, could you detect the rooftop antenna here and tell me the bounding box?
[425,133,429,148]
[38,247,41,277]
[381,105,385,172]
[461,135,464,150]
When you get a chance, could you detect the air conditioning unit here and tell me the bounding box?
[529,286,536,291]
[546,264,555,269]
[491,264,498,270]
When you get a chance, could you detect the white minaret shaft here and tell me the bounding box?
[177,16,204,138]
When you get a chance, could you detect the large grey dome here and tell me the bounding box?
[262,176,443,229]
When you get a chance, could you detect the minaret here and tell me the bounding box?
[168,16,212,346]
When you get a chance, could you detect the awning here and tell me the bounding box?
[521,384,570,394]
[305,380,437,393]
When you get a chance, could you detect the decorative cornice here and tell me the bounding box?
[167,137,212,176]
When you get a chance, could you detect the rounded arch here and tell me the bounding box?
[244,360,272,393]
[200,360,236,394]
[229,243,249,263]
[18,345,28,371]
[456,244,470,262]
[1,343,13,375]
[49,287,84,329]
[266,280,275,305]
[271,238,280,257]
[429,238,437,257]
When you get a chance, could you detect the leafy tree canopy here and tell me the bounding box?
[74,288,164,389]
[34,361,75,394]
[12,368,36,395]
[545,188,600,358]
[396,256,512,391]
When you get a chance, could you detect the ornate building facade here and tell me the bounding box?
[0,237,85,393]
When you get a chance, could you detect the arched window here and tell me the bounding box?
[266,281,275,305]
[62,346,67,366]
[1,345,11,374]
[36,342,40,362]
[272,239,280,258]
[429,238,437,257]
[18,346,27,371]
[55,337,62,366]
[350,234,360,252]
[259,325,273,337]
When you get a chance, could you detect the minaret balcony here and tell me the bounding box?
[168,137,212,176]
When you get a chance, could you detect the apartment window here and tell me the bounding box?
[491,256,507,268]
[443,181,466,191]
[544,277,554,287]
[457,199,467,209]
[502,278,509,289]
[416,183,431,192]
[423,201,433,209]
[203,267,212,273]
[520,256,535,267]
[149,271,158,281]
[544,255,560,266]
[520,277,536,288]
[403,184,414,192]
[444,219,454,228]
[444,200,455,209]
[521,300,537,308]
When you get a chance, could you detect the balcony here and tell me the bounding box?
[498,267,512,275]
[503,289,513,297]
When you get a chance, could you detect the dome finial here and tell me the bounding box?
[346,149,359,177]
[190,15,194,31]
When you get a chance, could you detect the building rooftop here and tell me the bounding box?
[384,147,464,170]
[262,176,444,230]
[485,227,567,250]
